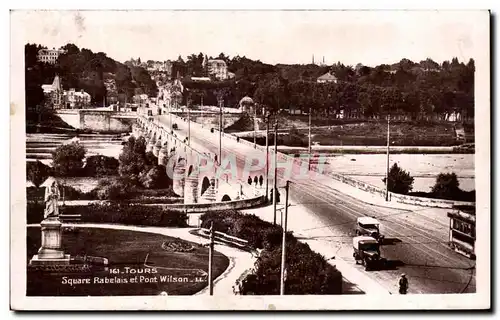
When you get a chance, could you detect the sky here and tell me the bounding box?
[14,10,488,66]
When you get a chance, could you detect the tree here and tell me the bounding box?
[26,160,51,187]
[84,155,119,177]
[382,163,414,195]
[51,142,87,177]
[431,172,461,200]
[95,178,136,201]
[118,136,148,184]
[139,165,170,189]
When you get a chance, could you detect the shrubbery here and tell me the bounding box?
[200,210,342,295]
[83,155,119,177]
[407,172,475,202]
[94,178,137,201]
[431,172,461,200]
[51,142,87,177]
[27,203,188,227]
[382,163,414,195]
[26,185,96,202]
[118,136,172,189]
[26,160,51,187]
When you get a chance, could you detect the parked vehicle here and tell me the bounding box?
[352,236,382,271]
[355,217,384,241]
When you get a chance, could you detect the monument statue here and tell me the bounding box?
[44,181,60,219]
[30,179,70,266]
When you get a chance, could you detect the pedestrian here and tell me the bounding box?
[399,274,408,294]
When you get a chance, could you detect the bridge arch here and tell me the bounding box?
[200,176,211,196]
[221,194,231,202]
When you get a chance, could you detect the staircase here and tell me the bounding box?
[199,186,217,203]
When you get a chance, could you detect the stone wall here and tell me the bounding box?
[56,109,133,133]
[154,195,267,213]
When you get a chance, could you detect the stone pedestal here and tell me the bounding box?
[30,218,70,266]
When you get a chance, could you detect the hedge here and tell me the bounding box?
[200,210,342,295]
[27,203,188,227]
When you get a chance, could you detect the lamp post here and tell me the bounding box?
[280,180,290,295]
[385,114,390,201]
[253,106,257,149]
[265,113,270,201]
[218,96,223,165]
[273,120,278,226]
[308,107,312,171]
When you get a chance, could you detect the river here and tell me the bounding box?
[327,154,475,192]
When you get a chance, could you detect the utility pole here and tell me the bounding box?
[280,180,290,295]
[273,120,278,226]
[219,98,223,165]
[265,114,270,201]
[208,221,214,295]
[170,98,173,130]
[187,101,191,146]
[253,106,257,149]
[308,107,312,171]
[385,114,390,201]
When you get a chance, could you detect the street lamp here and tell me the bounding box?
[265,112,270,201]
[385,114,390,201]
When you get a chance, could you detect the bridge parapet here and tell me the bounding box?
[136,114,257,206]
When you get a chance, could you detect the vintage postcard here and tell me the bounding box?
[10,10,490,310]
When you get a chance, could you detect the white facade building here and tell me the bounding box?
[37,48,65,64]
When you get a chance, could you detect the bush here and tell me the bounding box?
[94,178,137,201]
[52,142,87,177]
[83,155,119,177]
[26,160,52,187]
[431,172,461,200]
[200,210,343,295]
[139,165,171,189]
[118,136,172,190]
[382,163,414,195]
[27,203,188,227]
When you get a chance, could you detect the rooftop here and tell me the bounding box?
[317,72,338,81]
[357,217,379,225]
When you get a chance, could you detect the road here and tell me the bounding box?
[156,113,476,294]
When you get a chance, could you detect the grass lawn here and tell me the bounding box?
[27,227,229,296]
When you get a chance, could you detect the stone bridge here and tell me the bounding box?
[134,116,264,205]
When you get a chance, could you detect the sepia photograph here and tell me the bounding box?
[9,9,491,310]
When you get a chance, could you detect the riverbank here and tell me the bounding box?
[274,145,474,155]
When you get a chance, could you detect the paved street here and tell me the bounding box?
[156,113,476,294]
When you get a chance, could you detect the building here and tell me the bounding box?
[41,75,64,109]
[207,59,228,80]
[37,48,65,64]
[63,88,91,109]
[317,72,338,84]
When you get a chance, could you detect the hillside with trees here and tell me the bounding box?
[173,52,473,122]
[25,43,158,113]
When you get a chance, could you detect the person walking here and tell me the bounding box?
[399,274,408,294]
